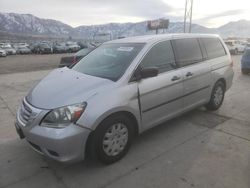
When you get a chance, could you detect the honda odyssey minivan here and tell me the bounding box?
[15,34,234,164]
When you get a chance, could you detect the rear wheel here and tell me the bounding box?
[89,114,134,164]
[206,81,225,111]
[242,69,249,75]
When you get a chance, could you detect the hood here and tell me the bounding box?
[26,67,113,109]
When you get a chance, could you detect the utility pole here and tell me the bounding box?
[184,0,194,33]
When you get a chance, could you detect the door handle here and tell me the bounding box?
[171,76,181,81]
[186,72,193,77]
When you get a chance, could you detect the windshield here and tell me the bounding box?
[72,43,145,81]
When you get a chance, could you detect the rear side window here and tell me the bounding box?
[172,38,203,67]
[140,40,175,73]
[202,38,226,59]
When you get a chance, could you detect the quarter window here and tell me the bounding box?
[202,38,226,59]
[172,38,203,67]
[140,40,175,73]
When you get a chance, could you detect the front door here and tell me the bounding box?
[136,40,184,130]
[139,70,183,130]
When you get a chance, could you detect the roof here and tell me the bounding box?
[106,33,220,44]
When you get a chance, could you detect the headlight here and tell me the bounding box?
[40,102,87,128]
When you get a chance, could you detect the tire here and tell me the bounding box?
[89,114,134,164]
[242,69,249,75]
[205,81,225,111]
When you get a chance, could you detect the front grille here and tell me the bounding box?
[17,98,41,127]
[19,100,33,126]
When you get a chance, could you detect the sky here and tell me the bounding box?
[0,0,249,28]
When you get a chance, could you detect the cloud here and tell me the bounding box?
[198,9,246,21]
[0,0,176,26]
[103,0,173,19]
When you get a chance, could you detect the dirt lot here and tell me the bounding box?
[0,55,250,188]
[0,53,71,74]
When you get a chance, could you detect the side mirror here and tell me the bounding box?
[140,67,159,79]
[130,67,159,82]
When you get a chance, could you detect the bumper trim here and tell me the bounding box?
[15,123,25,139]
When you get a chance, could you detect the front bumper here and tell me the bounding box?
[15,99,91,163]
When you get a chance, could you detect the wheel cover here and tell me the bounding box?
[102,123,128,156]
[214,86,223,106]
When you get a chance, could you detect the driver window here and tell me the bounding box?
[140,40,176,73]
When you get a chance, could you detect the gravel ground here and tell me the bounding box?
[0,53,72,74]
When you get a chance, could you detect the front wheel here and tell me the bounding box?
[89,114,134,164]
[205,81,225,111]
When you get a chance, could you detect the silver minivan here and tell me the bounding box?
[15,34,234,164]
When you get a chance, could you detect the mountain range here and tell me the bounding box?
[0,12,250,40]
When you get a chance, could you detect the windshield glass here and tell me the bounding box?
[72,43,145,81]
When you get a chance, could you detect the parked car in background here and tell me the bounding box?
[77,41,88,49]
[0,49,7,57]
[241,47,250,74]
[0,42,12,48]
[29,42,39,52]
[32,43,53,54]
[15,46,32,54]
[1,46,16,55]
[13,42,29,48]
[59,47,94,67]
[18,43,29,48]
[53,43,67,53]
[66,41,81,52]
[244,43,250,50]
[15,34,233,164]
[225,40,245,54]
